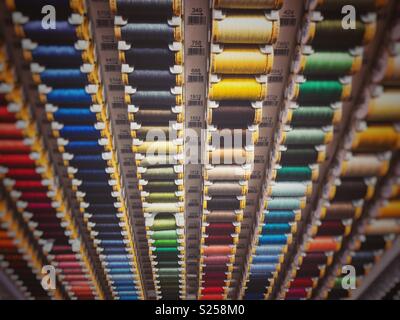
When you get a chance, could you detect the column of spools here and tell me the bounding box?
[5,0,125,300]
[0,198,59,299]
[1,49,61,299]
[111,0,185,300]
[0,90,101,299]
[200,0,281,300]
[322,23,400,299]
[277,0,387,300]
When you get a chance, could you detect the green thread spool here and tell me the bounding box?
[312,20,368,48]
[283,129,328,145]
[157,268,181,275]
[141,167,177,180]
[280,148,321,165]
[154,247,179,253]
[297,81,345,103]
[266,198,303,210]
[145,192,179,203]
[142,181,178,192]
[152,215,176,230]
[156,261,180,267]
[290,106,334,126]
[153,239,178,247]
[303,52,357,76]
[276,166,312,181]
[270,182,308,197]
[152,230,178,240]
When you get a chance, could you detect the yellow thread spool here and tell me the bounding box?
[211,47,273,74]
[209,77,267,100]
[352,126,400,151]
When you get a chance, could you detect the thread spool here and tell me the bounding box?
[377,201,400,218]
[352,126,400,151]
[298,51,362,76]
[264,210,299,223]
[383,54,400,83]
[206,182,246,196]
[275,166,316,181]
[281,128,332,145]
[206,197,243,210]
[121,47,182,68]
[205,165,249,181]
[140,166,179,180]
[208,103,260,128]
[117,23,181,44]
[341,155,388,177]
[16,21,89,43]
[127,91,182,106]
[364,219,400,235]
[205,211,240,223]
[27,45,94,67]
[209,77,267,101]
[332,179,374,201]
[213,14,279,44]
[278,147,324,165]
[268,182,311,197]
[295,81,351,103]
[111,0,181,17]
[322,202,362,220]
[124,69,182,89]
[133,141,181,155]
[305,20,375,48]
[211,47,273,74]
[367,90,400,121]
[213,0,283,9]
[287,106,338,126]
[305,237,341,252]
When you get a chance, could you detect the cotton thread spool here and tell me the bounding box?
[383,54,400,82]
[278,148,325,165]
[209,104,261,127]
[352,126,400,151]
[15,20,90,43]
[213,14,279,44]
[299,51,362,75]
[322,202,363,220]
[111,0,182,17]
[209,77,267,100]
[205,165,249,181]
[281,128,332,145]
[306,20,374,47]
[295,81,351,103]
[268,182,311,197]
[124,69,182,88]
[341,155,389,177]
[205,182,246,196]
[377,201,400,218]
[116,23,182,43]
[121,47,182,68]
[211,47,273,74]
[132,141,181,154]
[26,45,94,67]
[213,0,283,9]
[364,220,400,235]
[287,106,339,126]
[367,90,400,121]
